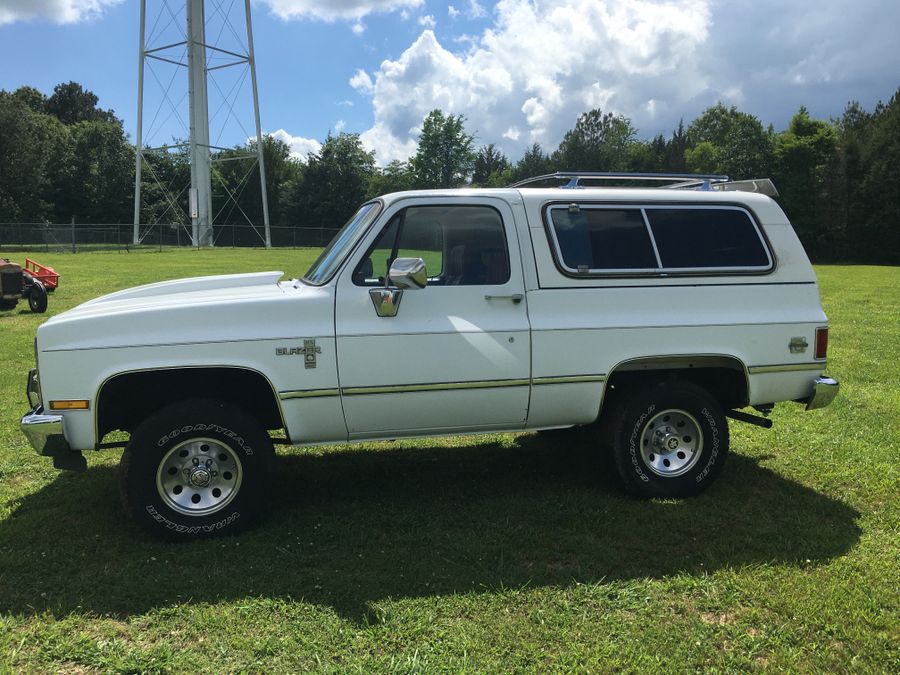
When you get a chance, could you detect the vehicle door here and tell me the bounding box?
[334,198,531,438]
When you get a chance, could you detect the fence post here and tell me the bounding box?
[71,216,76,253]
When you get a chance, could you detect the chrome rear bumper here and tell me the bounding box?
[806,376,839,411]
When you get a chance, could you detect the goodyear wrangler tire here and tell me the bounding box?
[120,398,275,540]
[609,381,729,498]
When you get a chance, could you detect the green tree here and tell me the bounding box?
[46,81,116,126]
[11,86,47,114]
[367,160,416,198]
[856,89,900,263]
[213,135,298,233]
[411,110,475,188]
[772,106,837,257]
[551,109,637,171]
[282,133,376,241]
[665,120,689,172]
[0,91,68,222]
[511,143,551,182]
[137,146,192,228]
[52,119,135,223]
[686,103,773,178]
[472,143,510,185]
[684,141,719,174]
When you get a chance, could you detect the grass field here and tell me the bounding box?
[0,249,897,672]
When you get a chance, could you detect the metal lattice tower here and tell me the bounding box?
[133,0,271,247]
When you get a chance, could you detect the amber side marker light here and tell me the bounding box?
[49,400,90,411]
[815,327,829,360]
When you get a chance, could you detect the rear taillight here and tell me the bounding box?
[815,326,829,360]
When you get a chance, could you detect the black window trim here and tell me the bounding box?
[542,200,776,279]
[352,202,513,288]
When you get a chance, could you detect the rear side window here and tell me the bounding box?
[646,207,770,269]
[549,208,657,272]
[545,204,772,276]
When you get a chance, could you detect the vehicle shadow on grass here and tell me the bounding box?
[0,432,860,622]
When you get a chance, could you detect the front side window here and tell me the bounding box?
[303,201,382,285]
[353,205,510,286]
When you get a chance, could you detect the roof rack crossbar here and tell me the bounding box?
[510,171,730,189]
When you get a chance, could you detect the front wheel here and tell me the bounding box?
[120,399,275,540]
[607,380,729,498]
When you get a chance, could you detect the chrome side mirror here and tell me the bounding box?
[369,257,426,317]
[388,257,427,290]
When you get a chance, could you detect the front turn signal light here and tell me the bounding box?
[49,400,90,411]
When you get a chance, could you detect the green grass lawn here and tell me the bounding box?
[0,249,897,672]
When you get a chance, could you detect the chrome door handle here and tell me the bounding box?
[484,293,524,304]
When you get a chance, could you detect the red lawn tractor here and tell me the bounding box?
[0,258,59,314]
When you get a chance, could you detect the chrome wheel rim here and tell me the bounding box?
[156,438,243,516]
[639,409,703,478]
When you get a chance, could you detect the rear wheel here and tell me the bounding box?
[120,398,275,540]
[608,380,729,498]
[0,299,17,311]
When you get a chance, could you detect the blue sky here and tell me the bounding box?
[1,0,898,165]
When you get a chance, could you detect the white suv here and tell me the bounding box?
[21,173,839,539]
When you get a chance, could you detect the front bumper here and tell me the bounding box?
[21,405,71,456]
[805,376,839,411]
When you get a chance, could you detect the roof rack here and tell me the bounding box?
[508,171,779,197]
[510,171,730,189]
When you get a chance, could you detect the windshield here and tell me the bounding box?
[302,201,383,285]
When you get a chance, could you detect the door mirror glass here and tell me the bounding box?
[388,257,427,289]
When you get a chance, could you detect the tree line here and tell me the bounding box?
[1,81,898,263]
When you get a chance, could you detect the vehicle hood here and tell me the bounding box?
[38,271,333,352]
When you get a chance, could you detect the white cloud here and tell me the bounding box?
[466,0,487,19]
[351,20,365,34]
[261,0,423,22]
[354,0,900,166]
[267,129,322,161]
[349,69,374,95]
[418,14,436,29]
[0,0,122,25]
[448,5,459,19]
[360,122,418,165]
[358,1,710,163]
[334,119,346,132]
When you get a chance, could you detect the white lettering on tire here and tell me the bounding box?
[157,424,254,455]
[145,504,240,534]
[695,407,720,483]
[629,404,655,482]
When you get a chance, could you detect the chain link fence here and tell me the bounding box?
[0,222,340,252]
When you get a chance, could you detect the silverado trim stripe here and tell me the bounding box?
[533,374,607,385]
[279,375,607,400]
[747,363,825,374]
[279,388,340,400]
[341,378,530,396]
